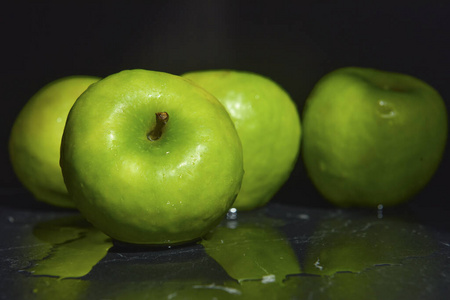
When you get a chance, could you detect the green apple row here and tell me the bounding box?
[9,67,447,244]
[9,69,300,244]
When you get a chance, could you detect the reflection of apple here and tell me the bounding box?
[302,213,436,276]
[294,212,439,299]
[29,215,112,279]
[202,218,301,284]
[61,69,244,245]
[302,67,447,207]
[25,276,90,300]
[9,76,100,208]
[88,215,301,299]
[183,70,301,210]
[18,216,110,299]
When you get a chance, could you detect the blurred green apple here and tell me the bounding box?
[9,76,100,208]
[60,69,244,245]
[183,70,301,210]
[302,67,447,207]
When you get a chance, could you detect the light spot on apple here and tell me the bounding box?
[122,160,140,174]
[377,100,396,118]
[223,91,253,122]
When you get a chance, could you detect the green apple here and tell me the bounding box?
[9,76,100,208]
[182,70,301,210]
[302,67,447,207]
[60,69,244,245]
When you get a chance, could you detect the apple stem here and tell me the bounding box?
[148,112,169,141]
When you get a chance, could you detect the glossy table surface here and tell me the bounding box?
[1,189,450,300]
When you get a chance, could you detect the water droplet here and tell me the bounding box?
[377,204,384,219]
[297,214,310,220]
[226,220,238,229]
[377,100,396,118]
[227,208,238,220]
[314,258,323,271]
[261,274,276,284]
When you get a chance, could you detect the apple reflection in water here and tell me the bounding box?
[19,215,112,299]
[82,213,302,299]
[297,211,439,299]
[201,216,301,284]
[29,215,113,279]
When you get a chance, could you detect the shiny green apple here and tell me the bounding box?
[182,70,301,210]
[60,69,244,245]
[9,76,100,208]
[302,67,447,207]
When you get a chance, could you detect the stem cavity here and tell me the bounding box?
[148,112,169,141]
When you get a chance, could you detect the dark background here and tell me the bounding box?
[2,2,449,210]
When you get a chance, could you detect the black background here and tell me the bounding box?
[2,2,449,210]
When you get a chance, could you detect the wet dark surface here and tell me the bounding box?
[1,189,450,299]
[2,2,450,299]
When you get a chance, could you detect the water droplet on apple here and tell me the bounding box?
[377,100,396,118]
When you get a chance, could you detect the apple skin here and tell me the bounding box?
[302,67,448,207]
[182,70,301,210]
[60,69,244,245]
[9,76,100,208]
